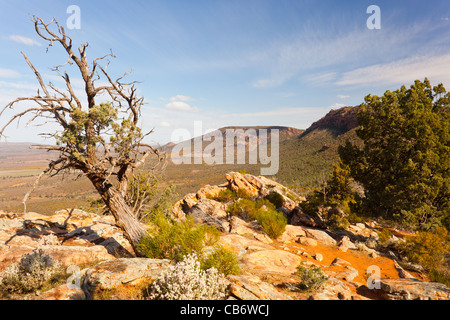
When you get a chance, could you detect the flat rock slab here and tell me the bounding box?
[86,258,171,293]
[378,278,450,300]
[227,274,292,300]
[39,244,115,266]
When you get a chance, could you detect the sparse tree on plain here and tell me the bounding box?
[0,17,163,256]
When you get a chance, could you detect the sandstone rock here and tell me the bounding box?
[287,207,326,229]
[227,274,292,300]
[0,218,23,232]
[226,172,260,198]
[279,225,307,242]
[0,244,34,264]
[394,261,415,279]
[188,206,229,232]
[39,245,115,266]
[196,184,228,200]
[22,212,49,220]
[41,284,85,300]
[303,227,337,246]
[86,258,171,294]
[377,278,450,300]
[330,257,352,267]
[219,234,274,259]
[338,236,357,250]
[297,236,318,247]
[314,253,323,262]
[4,235,39,247]
[242,249,302,275]
[308,277,353,300]
[195,198,228,219]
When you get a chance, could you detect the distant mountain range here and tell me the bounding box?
[161,105,360,187]
[0,105,361,190]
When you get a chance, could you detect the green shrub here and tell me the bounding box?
[397,227,449,271]
[296,264,329,291]
[327,214,349,231]
[201,246,240,276]
[137,211,220,262]
[377,228,392,246]
[256,207,287,239]
[227,198,275,221]
[263,191,285,208]
[429,268,450,287]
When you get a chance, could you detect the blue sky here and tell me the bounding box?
[1,0,450,144]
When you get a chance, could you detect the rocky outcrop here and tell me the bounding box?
[1,172,448,301]
[85,258,171,296]
[227,274,292,300]
[0,209,136,270]
[242,250,302,275]
[377,278,450,300]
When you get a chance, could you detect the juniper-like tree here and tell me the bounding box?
[0,17,163,256]
[339,79,449,230]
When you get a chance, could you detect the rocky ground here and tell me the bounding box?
[0,171,449,300]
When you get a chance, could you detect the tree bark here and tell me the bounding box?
[88,174,146,257]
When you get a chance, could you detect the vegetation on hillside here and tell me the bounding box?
[339,78,449,231]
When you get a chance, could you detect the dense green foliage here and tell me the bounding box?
[255,207,287,239]
[226,197,287,239]
[200,246,241,276]
[339,79,450,230]
[397,227,450,286]
[138,211,220,262]
[263,191,285,208]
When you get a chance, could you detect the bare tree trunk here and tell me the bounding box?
[89,175,146,257]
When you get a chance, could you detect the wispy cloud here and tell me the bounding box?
[7,35,42,46]
[169,95,195,102]
[0,68,21,79]
[336,53,450,87]
[337,94,350,99]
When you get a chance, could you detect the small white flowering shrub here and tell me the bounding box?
[0,249,61,293]
[148,253,228,300]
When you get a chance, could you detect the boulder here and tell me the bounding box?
[188,206,229,232]
[330,257,352,267]
[303,227,337,246]
[242,249,302,275]
[278,225,307,242]
[377,278,450,300]
[338,236,357,251]
[219,234,274,259]
[287,207,326,229]
[226,172,260,198]
[297,236,318,247]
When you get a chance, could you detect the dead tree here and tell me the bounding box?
[0,16,162,256]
